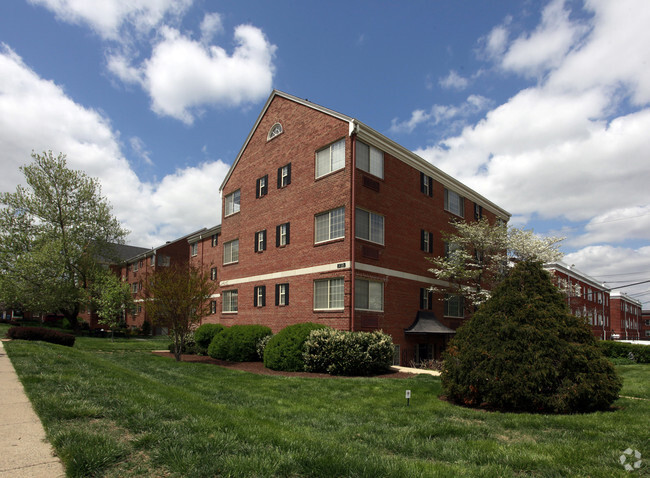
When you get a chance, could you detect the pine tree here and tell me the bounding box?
[442,261,622,413]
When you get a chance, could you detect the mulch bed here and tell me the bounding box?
[151,351,415,379]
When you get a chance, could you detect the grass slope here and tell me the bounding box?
[3,335,650,477]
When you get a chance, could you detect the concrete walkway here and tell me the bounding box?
[0,340,65,478]
[392,365,441,376]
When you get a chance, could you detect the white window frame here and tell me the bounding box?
[225,189,241,217]
[444,294,464,318]
[444,188,464,217]
[355,278,384,312]
[355,208,384,245]
[277,283,288,306]
[190,242,198,257]
[315,207,345,244]
[222,290,238,313]
[280,164,290,188]
[315,139,345,179]
[223,239,239,265]
[356,140,384,179]
[210,267,217,281]
[314,278,344,310]
[279,223,288,247]
[210,300,217,314]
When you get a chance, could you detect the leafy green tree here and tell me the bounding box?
[0,151,127,330]
[428,218,564,310]
[441,261,622,414]
[143,263,216,361]
[91,269,134,340]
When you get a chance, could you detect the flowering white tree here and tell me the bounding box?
[427,219,564,309]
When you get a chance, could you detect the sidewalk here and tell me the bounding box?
[0,340,65,478]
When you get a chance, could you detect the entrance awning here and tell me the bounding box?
[404,311,456,335]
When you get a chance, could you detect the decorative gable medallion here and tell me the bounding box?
[267,122,283,141]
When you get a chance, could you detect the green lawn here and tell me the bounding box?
[3,333,650,477]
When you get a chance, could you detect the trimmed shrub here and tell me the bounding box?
[598,341,650,363]
[442,261,622,414]
[6,326,75,347]
[167,331,196,355]
[264,323,329,371]
[208,324,272,362]
[303,328,394,376]
[194,323,226,355]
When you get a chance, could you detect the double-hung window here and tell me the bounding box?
[223,239,239,264]
[355,279,383,311]
[256,175,268,198]
[277,163,291,188]
[444,294,464,318]
[421,230,433,253]
[209,300,217,314]
[314,278,344,310]
[420,173,433,197]
[444,188,464,217]
[225,189,240,216]
[356,140,384,179]
[355,208,384,245]
[315,139,345,178]
[210,267,217,281]
[315,207,345,243]
[190,242,198,256]
[223,290,238,313]
[275,283,289,306]
[254,286,266,307]
[211,234,219,247]
[420,288,433,310]
[254,230,266,252]
[276,222,290,247]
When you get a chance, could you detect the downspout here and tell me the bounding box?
[349,120,358,332]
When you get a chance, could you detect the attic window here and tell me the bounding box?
[267,122,283,141]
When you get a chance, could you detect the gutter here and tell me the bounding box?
[349,119,359,332]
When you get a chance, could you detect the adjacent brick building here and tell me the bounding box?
[215,90,511,364]
[642,309,650,339]
[544,262,611,339]
[187,225,222,320]
[610,292,643,340]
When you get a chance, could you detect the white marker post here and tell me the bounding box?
[405,390,411,406]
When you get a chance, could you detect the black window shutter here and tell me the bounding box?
[275,284,280,306]
[420,172,426,194]
[428,176,433,197]
[285,222,290,245]
[262,175,268,195]
[420,230,425,252]
[285,284,289,305]
[254,232,259,252]
[277,167,282,189]
[262,230,267,250]
[254,287,258,307]
[261,286,266,307]
[428,232,434,253]
[428,290,433,310]
[276,225,281,247]
[286,163,291,186]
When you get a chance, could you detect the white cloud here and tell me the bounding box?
[200,12,223,44]
[28,0,192,40]
[501,0,588,77]
[129,137,154,166]
[123,24,277,124]
[390,95,492,134]
[0,45,227,247]
[569,205,650,247]
[439,70,469,90]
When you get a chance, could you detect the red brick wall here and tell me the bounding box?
[610,296,642,339]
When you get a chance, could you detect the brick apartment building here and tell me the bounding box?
[114,229,206,332]
[544,262,611,339]
[610,292,643,340]
[642,310,650,339]
[215,90,511,365]
[187,225,222,320]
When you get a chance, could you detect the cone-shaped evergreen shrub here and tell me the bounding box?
[441,261,622,414]
[263,322,329,371]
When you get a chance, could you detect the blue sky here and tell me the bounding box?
[1,0,649,306]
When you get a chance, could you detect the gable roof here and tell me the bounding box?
[220,90,511,221]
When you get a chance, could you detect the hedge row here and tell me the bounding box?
[208,324,272,362]
[263,322,328,372]
[303,328,394,376]
[598,341,650,363]
[6,326,75,347]
[194,323,226,355]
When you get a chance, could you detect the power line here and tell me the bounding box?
[596,270,650,278]
[608,278,650,289]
